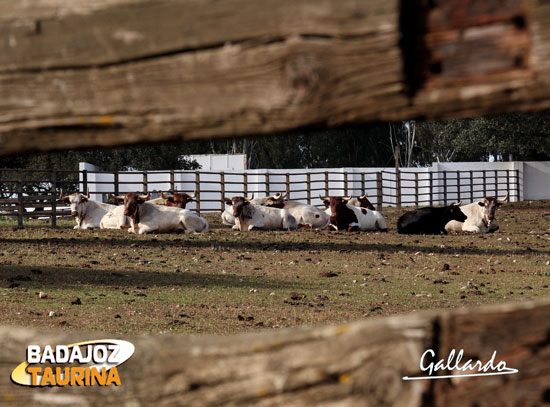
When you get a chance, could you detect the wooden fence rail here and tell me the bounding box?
[0,168,520,227]
[1,299,549,406]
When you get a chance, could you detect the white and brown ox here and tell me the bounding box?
[115,192,208,234]
[100,206,129,229]
[225,196,298,231]
[322,196,388,232]
[263,192,330,229]
[445,194,508,234]
[60,190,115,229]
[348,194,376,211]
[221,195,272,227]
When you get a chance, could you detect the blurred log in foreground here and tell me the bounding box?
[1,299,549,406]
[1,0,549,155]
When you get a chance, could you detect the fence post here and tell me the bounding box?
[506,170,511,201]
[50,171,57,228]
[495,170,499,199]
[482,170,487,197]
[306,172,311,205]
[114,172,119,196]
[456,171,460,203]
[376,172,382,211]
[325,171,329,197]
[220,172,225,212]
[443,171,447,206]
[415,172,419,208]
[143,172,148,193]
[170,170,175,192]
[243,173,248,197]
[344,172,349,197]
[396,169,401,209]
[429,171,433,207]
[82,170,88,196]
[286,173,290,199]
[470,170,473,203]
[361,172,366,196]
[17,170,23,227]
[195,171,200,215]
[515,169,520,202]
[265,171,270,196]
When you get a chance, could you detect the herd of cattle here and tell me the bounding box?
[58,190,509,235]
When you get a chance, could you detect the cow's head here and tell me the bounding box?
[161,191,196,208]
[477,193,508,226]
[224,196,254,219]
[59,189,89,217]
[264,192,286,208]
[356,194,376,211]
[116,192,150,219]
[321,196,357,231]
[446,202,467,223]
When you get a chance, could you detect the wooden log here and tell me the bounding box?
[1,0,550,155]
[1,300,549,406]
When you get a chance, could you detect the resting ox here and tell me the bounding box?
[322,196,388,232]
[115,192,208,234]
[225,196,298,231]
[348,194,376,211]
[100,206,129,229]
[398,203,467,234]
[263,193,330,229]
[60,190,115,229]
[221,195,271,227]
[445,194,507,234]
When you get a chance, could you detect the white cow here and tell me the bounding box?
[60,191,115,230]
[221,195,272,228]
[116,193,208,235]
[263,193,330,229]
[225,196,298,231]
[100,206,129,229]
[445,194,507,234]
[322,196,388,232]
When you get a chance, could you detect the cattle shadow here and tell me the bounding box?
[0,264,301,291]
[1,234,549,258]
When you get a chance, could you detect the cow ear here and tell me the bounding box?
[322,199,330,207]
[224,199,232,206]
[81,197,88,203]
[166,197,175,203]
[116,198,125,205]
[63,198,71,205]
[137,199,145,204]
[478,202,485,207]
[496,202,503,207]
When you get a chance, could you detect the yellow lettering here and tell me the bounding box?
[91,367,107,386]
[106,367,121,386]
[71,367,85,386]
[27,367,42,386]
[55,367,70,386]
[41,367,55,386]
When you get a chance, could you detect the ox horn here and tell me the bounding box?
[359,194,367,199]
[244,193,255,201]
[273,192,282,199]
[139,192,151,201]
[343,196,352,201]
[81,187,89,200]
[497,193,509,203]
[453,201,462,206]
[189,191,197,199]
[161,192,172,199]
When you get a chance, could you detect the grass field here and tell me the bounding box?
[1,201,550,336]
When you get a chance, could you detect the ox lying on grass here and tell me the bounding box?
[398,203,467,234]
[348,194,376,211]
[221,195,271,227]
[225,196,298,231]
[100,206,129,229]
[322,196,388,232]
[263,193,331,229]
[60,190,115,229]
[114,192,208,234]
[445,194,508,234]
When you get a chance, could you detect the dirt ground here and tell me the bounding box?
[1,201,550,336]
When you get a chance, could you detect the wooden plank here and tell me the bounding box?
[1,0,550,155]
[1,300,549,406]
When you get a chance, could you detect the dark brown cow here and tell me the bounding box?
[161,192,196,208]
[322,196,360,231]
[116,192,151,225]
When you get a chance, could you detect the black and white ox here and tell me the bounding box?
[445,194,508,234]
[225,196,298,231]
[60,190,115,229]
[322,196,388,232]
[397,203,467,235]
[263,192,330,229]
[115,192,208,234]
